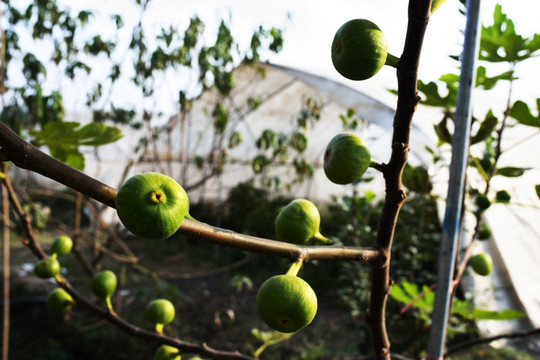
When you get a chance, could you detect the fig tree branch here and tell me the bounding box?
[366,0,432,359]
[0,121,380,262]
[0,122,118,209]
[1,169,256,360]
[444,327,540,357]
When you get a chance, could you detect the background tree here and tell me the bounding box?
[0,1,539,360]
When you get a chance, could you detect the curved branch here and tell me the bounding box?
[57,279,256,360]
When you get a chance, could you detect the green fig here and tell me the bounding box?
[116,172,191,240]
[275,199,331,245]
[331,19,397,81]
[51,235,73,257]
[469,253,493,276]
[256,274,317,333]
[324,133,371,185]
[47,288,75,312]
[153,345,181,360]
[34,256,61,280]
[478,222,492,240]
[91,270,117,312]
[146,299,176,334]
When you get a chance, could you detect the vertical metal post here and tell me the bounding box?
[425,0,482,358]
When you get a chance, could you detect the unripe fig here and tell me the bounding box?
[475,194,492,211]
[47,288,75,312]
[469,253,493,276]
[153,345,181,360]
[91,270,117,312]
[324,133,371,185]
[256,274,317,333]
[478,222,492,240]
[116,172,190,240]
[402,164,433,194]
[146,299,176,334]
[51,235,73,257]
[331,19,397,81]
[34,256,61,279]
[275,199,331,245]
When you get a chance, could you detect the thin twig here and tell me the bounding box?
[444,327,540,357]
[1,165,10,360]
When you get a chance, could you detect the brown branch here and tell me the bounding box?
[57,279,256,360]
[179,219,380,262]
[366,1,432,359]
[444,327,540,357]
[0,122,117,209]
[1,165,10,360]
[0,121,380,262]
[0,164,46,258]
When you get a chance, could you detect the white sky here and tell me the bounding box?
[51,0,539,168]
[130,0,539,108]
[51,0,539,110]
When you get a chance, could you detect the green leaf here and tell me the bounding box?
[49,145,85,170]
[389,284,414,305]
[509,99,540,128]
[30,121,122,147]
[431,0,447,14]
[495,166,530,177]
[30,121,123,170]
[471,308,524,321]
[475,66,513,90]
[289,132,308,152]
[480,4,540,62]
[401,280,420,300]
[470,110,498,144]
[417,76,458,109]
[75,122,123,146]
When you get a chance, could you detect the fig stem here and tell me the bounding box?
[105,297,114,313]
[286,260,303,277]
[155,323,164,334]
[312,232,334,245]
[369,160,385,173]
[385,53,400,68]
[185,213,199,222]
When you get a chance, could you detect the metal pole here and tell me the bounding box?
[425,0,482,358]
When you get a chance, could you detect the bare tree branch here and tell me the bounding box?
[444,327,540,357]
